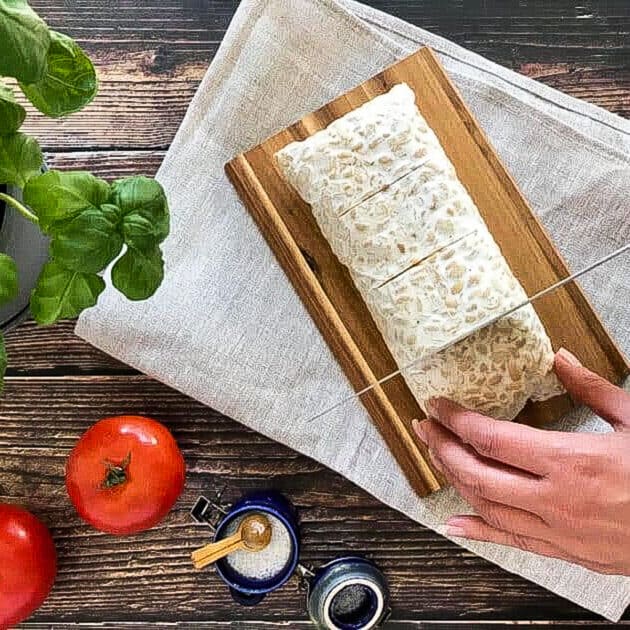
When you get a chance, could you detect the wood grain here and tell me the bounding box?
[3,0,629,626]
[11,58,629,150]
[226,47,628,497]
[0,0,622,151]
[0,376,608,624]
[4,320,131,375]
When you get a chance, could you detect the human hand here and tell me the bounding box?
[413,348,630,575]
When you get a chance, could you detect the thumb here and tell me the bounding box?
[554,348,630,431]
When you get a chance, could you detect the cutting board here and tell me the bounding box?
[225,47,629,497]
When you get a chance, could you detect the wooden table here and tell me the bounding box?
[4,1,628,627]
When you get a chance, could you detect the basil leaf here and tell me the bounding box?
[24,170,110,233]
[99,203,122,224]
[112,246,164,301]
[0,82,26,135]
[50,206,123,273]
[0,0,51,84]
[111,176,169,247]
[30,259,105,325]
[0,132,43,188]
[20,30,98,118]
[0,333,6,392]
[121,212,167,252]
[0,253,18,305]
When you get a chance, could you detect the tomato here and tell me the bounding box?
[0,504,57,628]
[66,416,186,535]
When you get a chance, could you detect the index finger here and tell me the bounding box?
[427,398,565,475]
[554,349,630,431]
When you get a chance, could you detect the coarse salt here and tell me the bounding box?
[223,513,293,580]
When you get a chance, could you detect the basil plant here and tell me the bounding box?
[0,0,170,389]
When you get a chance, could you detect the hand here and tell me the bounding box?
[413,348,630,575]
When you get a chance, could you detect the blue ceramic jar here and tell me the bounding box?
[212,490,300,606]
[305,556,390,629]
[193,490,390,628]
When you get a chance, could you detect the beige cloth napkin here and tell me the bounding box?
[76,0,630,620]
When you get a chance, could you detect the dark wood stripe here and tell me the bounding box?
[5,320,131,374]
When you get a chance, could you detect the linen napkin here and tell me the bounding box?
[76,0,630,620]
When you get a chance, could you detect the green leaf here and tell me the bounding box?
[0,0,51,84]
[111,176,169,248]
[30,259,105,325]
[121,212,166,252]
[99,203,122,224]
[50,206,124,273]
[0,253,18,306]
[19,30,98,118]
[0,332,6,393]
[112,246,164,301]
[23,170,110,233]
[0,132,42,188]
[0,82,26,135]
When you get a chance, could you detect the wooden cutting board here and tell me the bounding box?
[225,47,629,497]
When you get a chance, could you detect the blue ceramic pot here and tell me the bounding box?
[306,556,390,630]
[213,490,300,606]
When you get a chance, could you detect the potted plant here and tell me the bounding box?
[0,1,170,388]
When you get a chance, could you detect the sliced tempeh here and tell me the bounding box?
[331,158,486,292]
[275,84,442,219]
[364,230,526,363]
[403,307,561,420]
[274,82,562,420]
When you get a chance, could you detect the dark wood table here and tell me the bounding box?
[4,1,629,627]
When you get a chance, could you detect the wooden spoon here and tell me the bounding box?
[191,513,272,570]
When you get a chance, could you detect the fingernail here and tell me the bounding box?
[446,525,467,537]
[412,418,427,443]
[426,398,440,419]
[557,347,582,367]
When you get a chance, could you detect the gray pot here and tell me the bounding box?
[0,184,49,331]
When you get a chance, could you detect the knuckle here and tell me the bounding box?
[460,472,486,497]
[474,427,500,459]
[571,451,606,478]
[553,439,607,476]
[542,495,582,525]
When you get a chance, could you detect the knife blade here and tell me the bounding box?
[305,242,630,424]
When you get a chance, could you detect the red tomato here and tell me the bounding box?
[0,504,57,628]
[65,416,186,535]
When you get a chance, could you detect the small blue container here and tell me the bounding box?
[213,490,300,606]
[305,556,390,629]
[192,491,390,627]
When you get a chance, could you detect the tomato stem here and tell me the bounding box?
[102,452,131,489]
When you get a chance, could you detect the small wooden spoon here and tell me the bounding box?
[191,513,272,570]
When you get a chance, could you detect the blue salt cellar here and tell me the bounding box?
[191,490,390,628]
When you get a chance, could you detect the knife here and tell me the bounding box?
[305,242,630,424]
